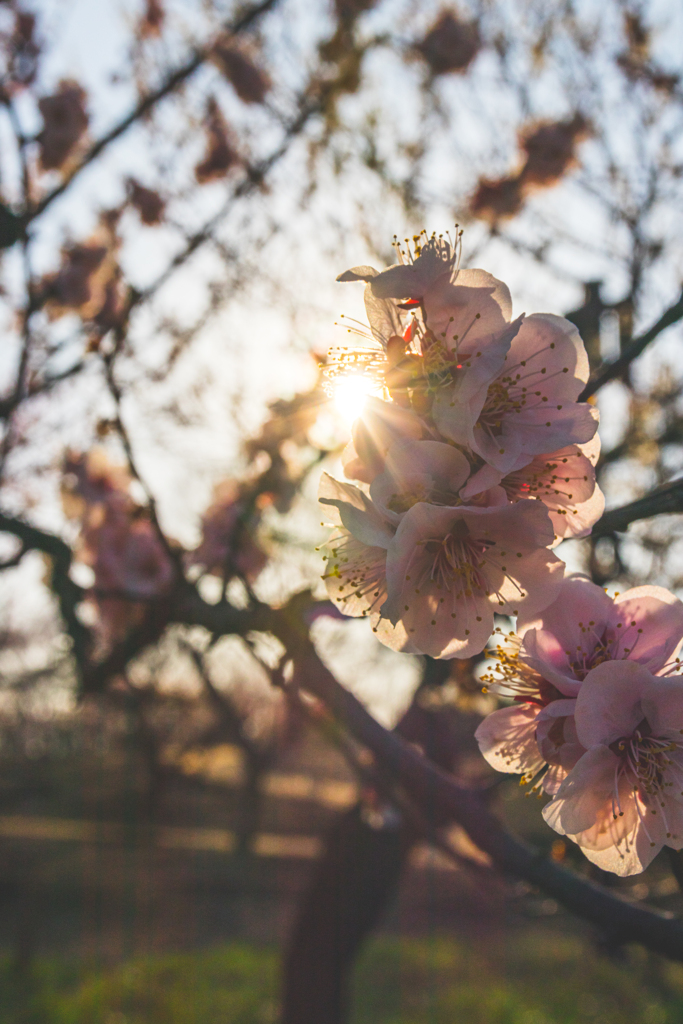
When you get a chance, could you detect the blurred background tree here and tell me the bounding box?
[2,0,683,1021]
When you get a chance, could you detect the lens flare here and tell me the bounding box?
[333,374,379,425]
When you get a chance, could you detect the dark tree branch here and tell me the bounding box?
[581,288,683,400]
[0,511,90,672]
[285,640,683,962]
[592,478,683,536]
[0,360,86,421]
[174,591,683,964]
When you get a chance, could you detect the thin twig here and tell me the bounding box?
[0,511,90,673]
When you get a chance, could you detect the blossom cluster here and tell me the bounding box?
[63,450,175,648]
[63,450,264,649]
[476,576,683,875]
[320,232,603,659]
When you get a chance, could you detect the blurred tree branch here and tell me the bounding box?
[20,0,282,228]
[581,288,683,400]
[592,477,683,536]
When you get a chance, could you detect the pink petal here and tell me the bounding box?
[431,319,522,447]
[574,784,683,875]
[364,283,406,346]
[542,764,569,795]
[517,574,613,646]
[370,613,421,655]
[319,473,394,548]
[422,268,512,349]
[475,704,544,776]
[492,545,565,617]
[505,313,590,398]
[391,579,493,658]
[535,699,585,771]
[323,529,388,619]
[519,629,582,696]
[370,439,471,523]
[348,397,423,483]
[542,745,618,835]
[459,461,504,500]
[641,676,683,737]
[574,660,654,747]
[579,434,601,466]
[609,586,683,674]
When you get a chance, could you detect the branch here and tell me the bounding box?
[287,640,683,961]
[168,590,683,962]
[0,511,90,672]
[591,478,683,536]
[23,0,280,225]
[130,97,319,311]
[0,360,86,421]
[581,288,683,400]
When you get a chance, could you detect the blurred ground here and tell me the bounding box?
[3,930,683,1023]
[1,713,683,1022]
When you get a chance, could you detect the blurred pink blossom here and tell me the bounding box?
[190,479,265,582]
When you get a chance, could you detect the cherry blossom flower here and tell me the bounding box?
[382,498,563,658]
[211,36,271,105]
[127,178,165,225]
[497,442,603,544]
[37,80,88,172]
[461,437,604,544]
[476,694,584,797]
[542,661,683,875]
[475,575,683,797]
[82,506,175,649]
[433,313,598,480]
[470,175,524,223]
[519,575,683,693]
[195,97,241,183]
[337,240,524,427]
[64,450,174,648]
[337,233,458,303]
[475,617,586,796]
[39,215,120,322]
[520,115,588,189]
[83,505,174,601]
[415,11,481,76]
[325,238,600,663]
[319,473,416,652]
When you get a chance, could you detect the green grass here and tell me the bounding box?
[3,930,683,1023]
[353,932,683,1023]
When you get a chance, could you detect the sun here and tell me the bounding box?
[333,374,380,425]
